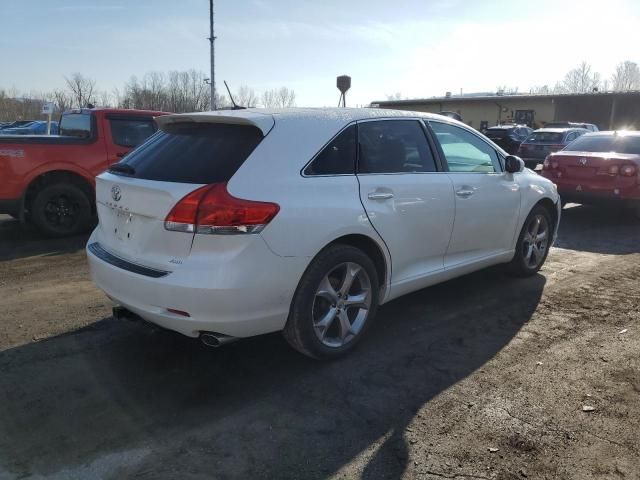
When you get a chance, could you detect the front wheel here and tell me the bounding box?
[508,205,553,277]
[283,244,379,359]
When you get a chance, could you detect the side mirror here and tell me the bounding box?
[505,155,524,173]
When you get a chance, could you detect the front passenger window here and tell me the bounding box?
[429,121,501,173]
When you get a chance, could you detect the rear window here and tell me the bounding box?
[115,123,263,184]
[485,129,509,138]
[59,113,92,138]
[525,132,563,144]
[110,118,156,147]
[564,135,640,154]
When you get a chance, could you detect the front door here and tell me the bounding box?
[428,120,521,268]
[356,119,455,288]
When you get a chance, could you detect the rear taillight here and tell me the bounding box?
[620,164,637,177]
[165,183,280,235]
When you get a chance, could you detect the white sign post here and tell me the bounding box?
[41,102,54,135]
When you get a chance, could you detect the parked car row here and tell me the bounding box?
[517,127,590,169]
[0,120,59,135]
[540,130,640,214]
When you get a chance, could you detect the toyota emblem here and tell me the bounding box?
[579,157,588,166]
[111,185,122,202]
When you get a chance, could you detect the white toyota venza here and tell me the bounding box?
[87,108,561,359]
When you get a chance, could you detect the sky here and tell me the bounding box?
[2,0,640,107]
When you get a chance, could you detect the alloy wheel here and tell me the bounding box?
[522,214,549,269]
[312,262,372,348]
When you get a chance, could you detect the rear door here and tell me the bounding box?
[428,120,521,268]
[94,122,265,271]
[104,114,158,168]
[356,119,455,285]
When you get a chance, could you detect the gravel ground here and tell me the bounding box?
[0,205,638,480]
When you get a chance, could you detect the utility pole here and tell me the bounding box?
[208,0,216,110]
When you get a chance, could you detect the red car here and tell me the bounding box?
[540,131,640,215]
[0,108,168,236]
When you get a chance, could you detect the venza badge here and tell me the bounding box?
[111,185,122,202]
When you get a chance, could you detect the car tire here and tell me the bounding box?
[283,244,379,360]
[31,183,92,237]
[507,205,553,277]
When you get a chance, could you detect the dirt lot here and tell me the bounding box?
[0,206,639,480]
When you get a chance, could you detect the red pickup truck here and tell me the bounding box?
[0,108,168,236]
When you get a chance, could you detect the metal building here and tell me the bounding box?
[372,91,640,131]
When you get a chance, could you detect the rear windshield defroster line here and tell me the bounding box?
[112,123,264,184]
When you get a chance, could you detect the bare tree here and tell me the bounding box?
[261,87,296,108]
[52,89,74,113]
[276,87,295,107]
[64,73,97,107]
[611,61,640,91]
[529,85,552,95]
[385,92,404,101]
[234,86,258,107]
[558,62,602,93]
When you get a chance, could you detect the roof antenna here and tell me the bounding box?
[224,80,246,110]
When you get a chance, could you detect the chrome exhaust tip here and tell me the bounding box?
[200,332,238,348]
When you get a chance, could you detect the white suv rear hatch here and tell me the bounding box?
[93,113,273,271]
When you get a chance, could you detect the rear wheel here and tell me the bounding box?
[508,205,552,277]
[31,183,92,237]
[283,244,379,359]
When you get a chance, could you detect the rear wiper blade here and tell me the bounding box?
[108,163,136,175]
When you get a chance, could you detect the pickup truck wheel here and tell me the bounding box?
[31,183,91,237]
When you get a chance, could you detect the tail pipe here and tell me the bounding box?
[200,332,239,348]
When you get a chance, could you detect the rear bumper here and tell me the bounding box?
[559,190,640,208]
[86,230,310,339]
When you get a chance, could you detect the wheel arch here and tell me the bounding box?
[323,233,390,301]
[23,170,95,219]
[533,197,559,236]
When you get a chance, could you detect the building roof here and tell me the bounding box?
[372,90,640,107]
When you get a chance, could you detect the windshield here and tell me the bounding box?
[525,132,563,143]
[564,135,640,154]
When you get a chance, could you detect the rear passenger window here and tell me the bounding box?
[304,124,356,175]
[110,118,157,147]
[358,120,437,174]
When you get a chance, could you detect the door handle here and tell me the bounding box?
[455,189,474,198]
[368,192,394,200]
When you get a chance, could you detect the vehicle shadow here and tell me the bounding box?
[0,215,90,261]
[0,267,545,479]
[554,204,640,255]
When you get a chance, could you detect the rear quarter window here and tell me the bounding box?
[115,123,263,184]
